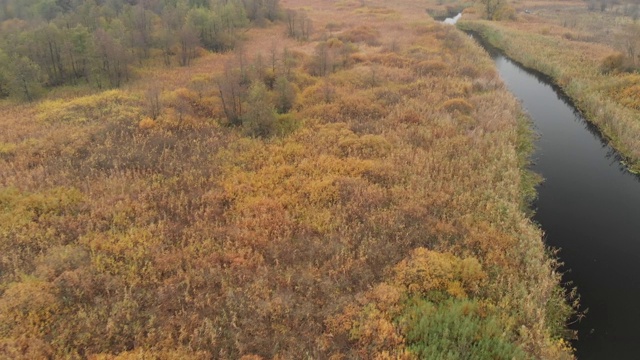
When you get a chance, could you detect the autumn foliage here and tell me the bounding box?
[0,0,574,359]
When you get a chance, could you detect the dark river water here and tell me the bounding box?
[480,41,640,359]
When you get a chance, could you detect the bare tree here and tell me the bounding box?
[312,41,330,76]
[146,86,162,120]
[480,0,506,20]
[0,0,9,21]
[282,47,296,79]
[269,41,278,74]
[285,9,312,40]
[274,76,296,113]
[286,9,297,38]
[93,28,131,87]
[299,11,313,40]
[11,56,45,101]
[243,82,276,137]
[264,0,280,21]
[158,27,175,67]
[216,59,248,126]
[178,25,199,66]
[131,4,154,60]
[619,23,640,66]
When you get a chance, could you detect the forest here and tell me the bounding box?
[0,0,576,358]
[0,0,279,99]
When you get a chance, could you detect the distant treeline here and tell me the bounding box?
[0,0,280,100]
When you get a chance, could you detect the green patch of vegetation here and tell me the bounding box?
[401,298,529,360]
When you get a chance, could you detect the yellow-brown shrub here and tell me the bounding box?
[138,117,156,130]
[441,98,474,114]
[338,25,381,46]
[414,60,449,76]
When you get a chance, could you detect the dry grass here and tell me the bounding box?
[0,0,574,359]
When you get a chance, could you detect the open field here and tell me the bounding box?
[0,0,574,358]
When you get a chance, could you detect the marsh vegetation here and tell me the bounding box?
[0,0,577,358]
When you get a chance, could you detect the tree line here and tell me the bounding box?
[0,0,280,100]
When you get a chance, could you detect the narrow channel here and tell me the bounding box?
[475,39,640,359]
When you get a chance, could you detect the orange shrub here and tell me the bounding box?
[138,117,157,130]
[368,53,411,68]
[393,248,486,298]
[412,22,439,36]
[618,84,640,110]
[494,5,516,21]
[338,134,391,159]
[600,53,630,74]
[350,52,370,64]
[414,60,449,76]
[441,98,474,114]
[36,90,141,124]
[338,25,381,46]
[397,109,421,124]
[336,93,387,122]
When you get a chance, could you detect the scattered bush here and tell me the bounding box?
[600,53,634,74]
[138,117,157,130]
[0,142,17,158]
[338,25,381,46]
[273,76,298,113]
[393,248,486,298]
[494,5,516,21]
[615,83,640,110]
[414,60,449,76]
[243,83,277,138]
[398,109,422,124]
[275,113,300,136]
[338,134,391,159]
[441,98,475,114]
[368,53,411,68]
[36,90,141,124]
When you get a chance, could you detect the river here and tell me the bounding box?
[474,37,640,359]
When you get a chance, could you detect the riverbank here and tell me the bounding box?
[458,19,640,173]
[487,45,640,360]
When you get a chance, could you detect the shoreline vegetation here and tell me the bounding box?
[0,0,574,358]
[458,16,640,174]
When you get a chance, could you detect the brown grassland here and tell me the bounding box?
[458,0,640,172]
[0,0,575,358]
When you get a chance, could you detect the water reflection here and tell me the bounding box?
[443,13,462,25]
[470,32,637,178]
[469,31,640,359]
